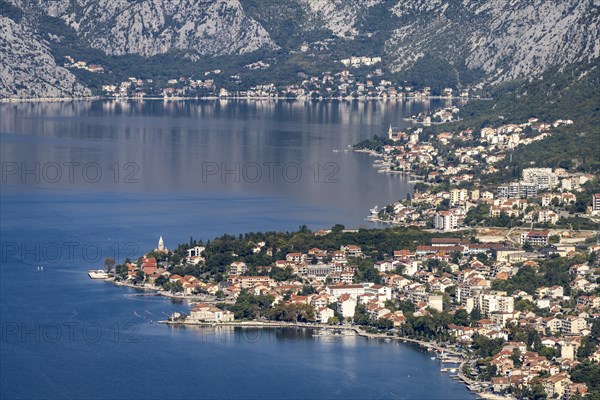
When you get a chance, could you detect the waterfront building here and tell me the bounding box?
[337,294,357,319]
[316,307,335,323]
[227,275,272,288]
[189,304,234,323]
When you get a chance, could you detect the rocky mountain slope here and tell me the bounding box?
[386,0,600,82]
[299,0,382,38]
[42,0,276,58]
[0,15,91,99]
[10,0,275,58]
[1,0,599,98]
[462,0,599,82]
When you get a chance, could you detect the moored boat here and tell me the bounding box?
[88,270,109,279]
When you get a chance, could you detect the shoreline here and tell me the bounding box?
[111,279,231,303]
[99,268,508,399]
[1,95,475,104]
[160,319,507,399]
[354,148,425,180]
[103,276,483,394]
[0,96,101,103]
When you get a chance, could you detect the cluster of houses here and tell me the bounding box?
[376,178,593,234]
[63,56,104,73]
[102,76,218,99]
[409,106,461,125]
[339,55,382,68]
[119,233,599,396]
[98,66,470,100]
[362,117,598,232]
[489,166,595,226]
[478,118,571,152]
[489,341,594,398]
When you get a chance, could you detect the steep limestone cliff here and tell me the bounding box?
[0,15,91,99]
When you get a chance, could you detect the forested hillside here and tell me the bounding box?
[456,63,600,173]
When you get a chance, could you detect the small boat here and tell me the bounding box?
[88,270,109,279]
[431,357,436,360]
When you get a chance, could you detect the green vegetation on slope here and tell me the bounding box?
[440,63,600,174]
[0,0,23,22]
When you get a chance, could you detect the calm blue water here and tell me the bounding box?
[0,100,474,399]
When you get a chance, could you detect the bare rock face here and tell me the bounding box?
[299,0,383,38]
[385,0,600,82]
[464,0,600,82]
[37,0,277,57]
[0,16,91,99]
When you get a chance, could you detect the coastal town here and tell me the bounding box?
[97,224,600,399]
[4,0,599,398]
[99,71,468,100]
[61,52,473,100]
[82,95,600,399]
[82,53,599,400]
[355,114,599,236]
[92,108,600,400]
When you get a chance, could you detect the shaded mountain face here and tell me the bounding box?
[1,0,599,98]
